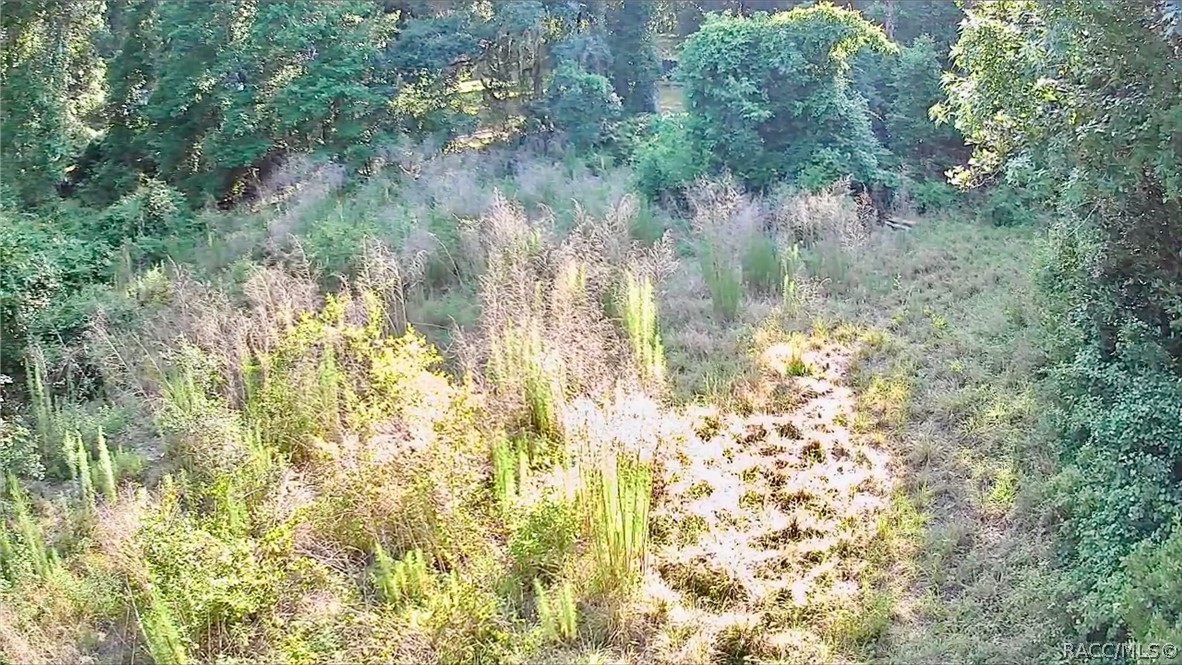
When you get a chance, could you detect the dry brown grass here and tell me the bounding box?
[464,189,676,434]
[256,156,348,249]
[767,179,870,249]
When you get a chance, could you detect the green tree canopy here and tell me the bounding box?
[942,0,1182,644]
[678,5,896,190]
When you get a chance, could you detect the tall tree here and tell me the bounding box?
[0,0,105,204]
[678,4,895,189]
[604,0,659,113]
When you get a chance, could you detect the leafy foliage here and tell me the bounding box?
[631,114,708,199]
[0,209,112,375]
[543,64,622,148]
[945,0,1182,641]
[0,0,105,205]
[678,6,895,190]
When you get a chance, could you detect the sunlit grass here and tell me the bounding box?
[0,158,1056,665]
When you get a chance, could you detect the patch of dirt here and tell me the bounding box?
[645,340,894,652]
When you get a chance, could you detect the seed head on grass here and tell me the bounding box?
[621,271,666,385]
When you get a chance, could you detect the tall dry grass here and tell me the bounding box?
[468,191,675,435]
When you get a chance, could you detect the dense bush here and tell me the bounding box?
[678,6,895,190]
[947,0,1182,642]
[0,179,196,378]
[0,211,111,375]
[544,65,622,149]
[631,114,708,199]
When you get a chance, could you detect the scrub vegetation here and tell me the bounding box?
[2,1,1179,663]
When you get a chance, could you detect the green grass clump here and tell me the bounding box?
[584,452,652,592]
[489,322,566,439]
[741,233,783,297]
[374,545,432,607]
[621,271,665,385]
[534,577,578,642]
[492,435,529,514]
[629,199,667,246]
[700,241,741,321]
[783,337,812,377]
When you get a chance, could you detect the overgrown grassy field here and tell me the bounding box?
[0,150,1066,664]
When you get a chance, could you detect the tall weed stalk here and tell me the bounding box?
[7,475,50,578]
[584,452,651,591]
[25,347,59,466]
[95,427,118,503]
[621,271,665,384]
[492,436,529,514]
[138,585,187,665]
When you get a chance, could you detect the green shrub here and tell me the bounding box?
[509,495,577,583]
[138,585,189,665]
[741,234,783,297]
[0,211,112,375]
[979,184,1040,227]
[1,379,42,480]
[632,114,707,200]
[139,479,287,651]
[99,179,194,264]
[421,572,509,665]
[545,64,622,148]
[1123,519,1182,646]
[1048,338,1182,637]
[883,35,967,178]
[605,113,656,165]
[297,206,383,278]
[909,177,959,213]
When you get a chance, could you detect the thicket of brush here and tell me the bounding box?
[1,148,892,663]
[0,144,893,661]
